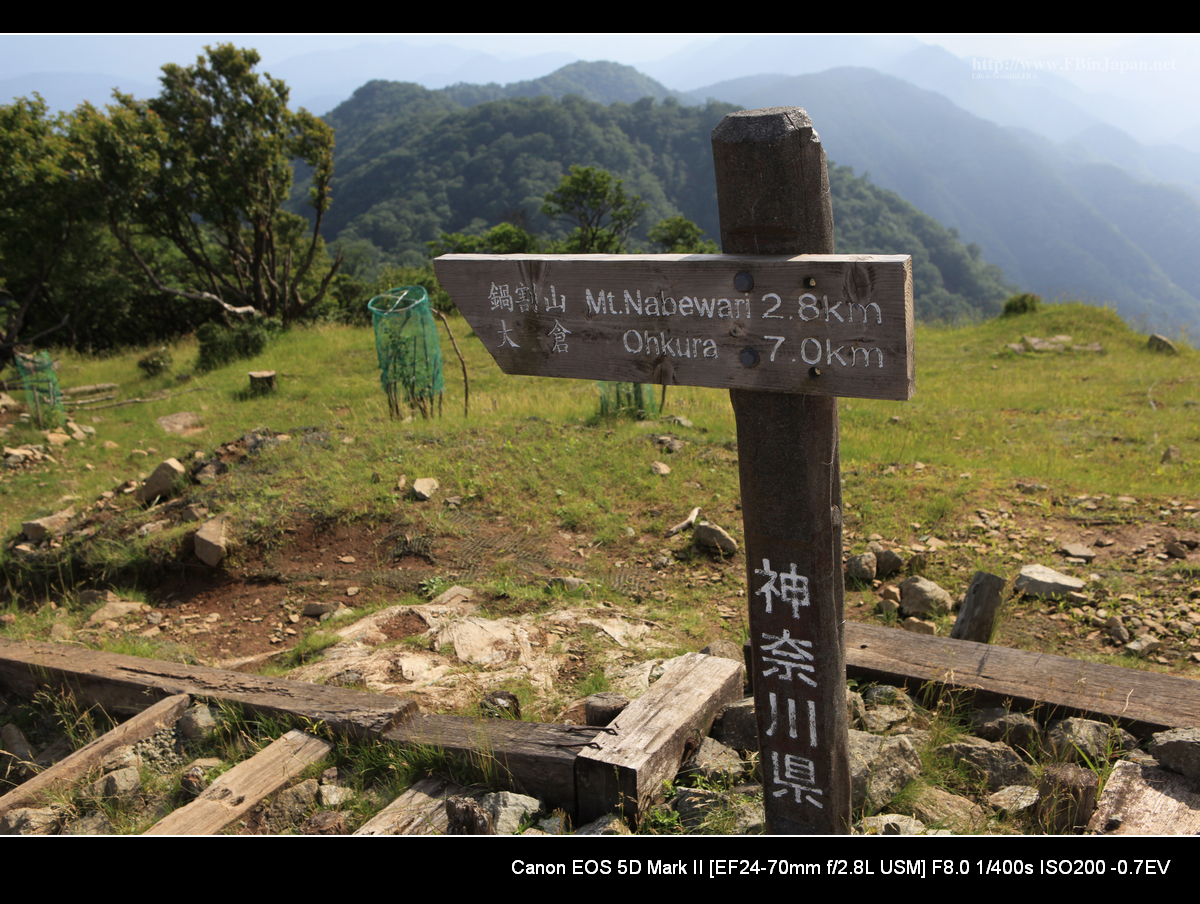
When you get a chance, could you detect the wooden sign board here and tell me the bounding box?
[434,253,914,401]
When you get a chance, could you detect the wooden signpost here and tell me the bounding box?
[434,106,914,834]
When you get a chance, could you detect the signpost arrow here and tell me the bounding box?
[434,253,912,400]
[433,105,913,834]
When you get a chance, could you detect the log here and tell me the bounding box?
[144,729,332,835]
[844,622,1200,734]
[354,775,469,836]
[0,638,415,739]
[0,694,190,817]
[574,652,743,824]
[1088,760,1200,835]
[951,571,1007,642]
[248,370,276,394]
[381,713,588,814]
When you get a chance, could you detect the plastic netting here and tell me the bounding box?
[597,381,660,419]
[14,350,63,428]
[369,286,444,419]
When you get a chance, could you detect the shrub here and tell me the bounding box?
[195,320,273,373]
[1002,293,1042,317]
[136,347,172,377]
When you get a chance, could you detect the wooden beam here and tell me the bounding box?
[144,729,332,835]
[381,713,592,814]
[354,775,468,836]
[0,638,415,739]
[0,694,190,818]
[844,622,1200,733]
[574,652,744,825]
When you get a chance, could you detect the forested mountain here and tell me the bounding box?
[712,67,1200,335]
[309,76,1015,321]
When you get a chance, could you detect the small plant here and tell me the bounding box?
[136,347,173,377]
[1001,292,1042,317]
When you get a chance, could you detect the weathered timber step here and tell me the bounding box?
[0,694,191,818]
[354,775,470,836]
[743,624,1200,733]
[144,729,332,835]
[843,623,1200,734]
[381,714,589,814]
[0,638,416,739]
[575,651,743,824]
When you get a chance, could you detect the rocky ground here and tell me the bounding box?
[2,416,1199,834]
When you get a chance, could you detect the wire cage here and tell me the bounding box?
[14,350,64,428]
[368,286,445,419]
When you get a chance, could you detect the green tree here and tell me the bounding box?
[75,44,340,324]
[427,221,542,257]
[0,95,100,366]
[648,215,719,253]
[541,165,646,253]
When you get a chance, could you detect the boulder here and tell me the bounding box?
[898,575,954,617]
[136,458,186,505]
[195,517,228,566]
[1014,564,1085,598]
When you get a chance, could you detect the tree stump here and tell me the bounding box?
[446,797,494,834]
[1036,763,1098,833]
[248,371,276,395]
[585,692,630,727]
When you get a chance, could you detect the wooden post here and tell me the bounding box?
[248,370,277,395]
[712,107,851,834]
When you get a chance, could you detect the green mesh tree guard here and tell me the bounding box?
[369,286,444,419]
[597,381,659,419]
[15,350,63,428]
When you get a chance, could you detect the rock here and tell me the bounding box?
[898,575,954,617]
[694,521,737,555]
[1047,718,1136,764]
[1161,445,1183,464]
[1147,333,1178,354]
[937,737,1035,790]
[195,517,227,566]
[547,576,591,595]
[156,411,203,435]
[1165,539,1188,559]
[901,617,937,635]
[680,737,747,784]
[410,478,439,500]
[265,778,319,829]
[846,552,877,582]
[650,461,671,475]
[0,724,36,782]
[0,806,62,835]
[989,784,1039,816]
[1014,564,1085,598]
[179,704,219,740]
[574,814,632,835]
[711,697,759,752]
[1059,543,1095,561]
[22,505,75,542]
[1124,635,1161,657]
[80,766,141,805]
[481,690,521,720]
[860,814,926,835]
[907,785,987,833]
[446,796,494,834]
[700,640,744,664]
[848,730,922,812]
[136,458,186,505]
[868,543,905,577]
[86,600,150,626]
[479,791,541,835]
[971,708,1041,753]
[1147,728,1200,780]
